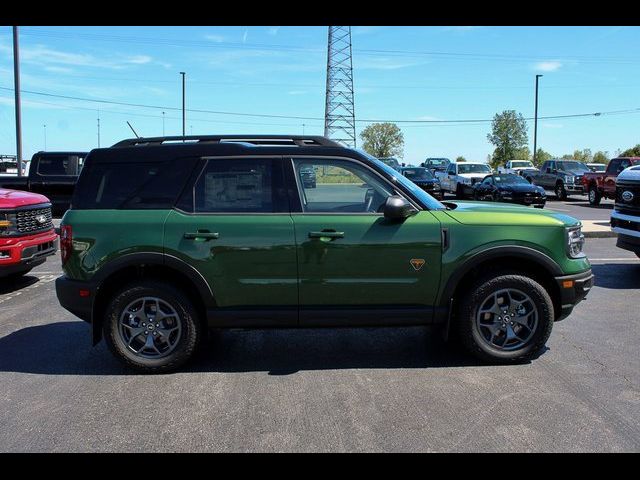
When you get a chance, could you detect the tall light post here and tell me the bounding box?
[13,26,22,177]
[533,74,543,165]
[180,72,186,138]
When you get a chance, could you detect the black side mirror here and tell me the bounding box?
[384,195,418,220]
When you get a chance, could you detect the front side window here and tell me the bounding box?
[193,158,282,213]
[447,164,457,174]
[293,159,394,213]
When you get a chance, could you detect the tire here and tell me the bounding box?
[456,184,465,199]
[555,182,567,200]
[103,280,202,373]
[588,185,602,206]
[456,273,554,363]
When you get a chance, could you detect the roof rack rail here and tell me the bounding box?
[111,135,342,148]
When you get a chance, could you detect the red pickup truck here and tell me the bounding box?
[582,157,640,205]
[0,188,58,279]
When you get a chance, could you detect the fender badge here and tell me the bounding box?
[410,258,425,271]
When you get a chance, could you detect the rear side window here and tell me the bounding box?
[184,158,285,213]
[37,155,84,176]
[73,157,197,209]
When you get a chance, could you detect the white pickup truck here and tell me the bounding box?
[497,160,536,175]
[436,161,493,198]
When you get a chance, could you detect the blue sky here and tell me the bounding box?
[0,25,639,164]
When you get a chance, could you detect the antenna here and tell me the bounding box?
[126,121,140,138]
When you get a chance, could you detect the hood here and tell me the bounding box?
[0,188,51,208]
[560,169,587,177]
[495,183,545,193]
[458,172,490,179]
[442,200,579,227]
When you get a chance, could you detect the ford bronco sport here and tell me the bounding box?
[55,135,593,373]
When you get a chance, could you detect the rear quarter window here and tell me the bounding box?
[72,156,197,209]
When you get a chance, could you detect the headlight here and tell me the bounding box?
[566,226,585,258]
[461,177,471,184]
[0,211,17,236]
[565,176,575,184]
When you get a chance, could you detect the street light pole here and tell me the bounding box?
[533,74,543,165]
[13,26,23,177]
[180,72,186,138]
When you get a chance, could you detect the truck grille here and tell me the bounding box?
[615,181,640,215]
[15,206,53,234]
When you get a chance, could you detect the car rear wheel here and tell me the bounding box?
[103,280,202,373]
[588,185,601,206]
[456,273,554,363]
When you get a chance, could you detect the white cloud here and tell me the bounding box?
[534,61,563,72]
[441,26,482,32]
[356,57,426,71]
[127,55,152,65]
[267,26,280,36]
[288,90,307,95]
[204,34,225,43]
[543,123,563,129]
[416,115,443,121]
[352,26,383,35]
[242,29,248,43]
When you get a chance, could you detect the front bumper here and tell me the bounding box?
[0,230,58,277]
[554,269,594,321]
[565,184,585,194]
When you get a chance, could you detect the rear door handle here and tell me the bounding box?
[184,231,219,240]
[308,230,345,239]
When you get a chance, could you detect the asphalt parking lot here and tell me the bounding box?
[0,218,638,452]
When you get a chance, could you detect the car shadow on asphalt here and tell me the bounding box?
[0,275,40,295]
[0,321,544,376]
[591,263,640,289]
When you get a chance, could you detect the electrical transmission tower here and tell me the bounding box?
[324,26,356,148]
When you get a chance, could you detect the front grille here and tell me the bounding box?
[611,216,640,232]
[615,181,640,215]
[15,206,53,235]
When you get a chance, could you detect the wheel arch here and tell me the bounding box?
[90,253,213,345]
[438,246,564,326]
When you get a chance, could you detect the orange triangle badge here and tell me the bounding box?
[410,258,425,271]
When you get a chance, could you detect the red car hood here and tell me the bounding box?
[0,188,50,208]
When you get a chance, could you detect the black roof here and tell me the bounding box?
[86,135,360,164]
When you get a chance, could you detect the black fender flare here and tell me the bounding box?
[438,245,563,311]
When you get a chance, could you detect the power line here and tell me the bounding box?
[1,86,639,125]
[18,28,640,65]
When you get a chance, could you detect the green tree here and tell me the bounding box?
[592,151,609,164]
[359,123,404,159]
[533,148,553,166]
[572,149,593,163]
[487,110,529,169]
[514,146,531,160]
[456,156,466,162]
[621,144,640,157]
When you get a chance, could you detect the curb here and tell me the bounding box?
[583,230,617,239]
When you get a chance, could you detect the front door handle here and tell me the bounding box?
[184,231,219,240]
[308,230,345,239]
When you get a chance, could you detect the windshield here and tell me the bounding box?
[493,174,529,185]
[458,163,492,174]
[379,157,400,168]
[401,167,434,181]
[425,158,449,167]
[357,150,445,210]
[557,161,590,172]
[511,161,533,168]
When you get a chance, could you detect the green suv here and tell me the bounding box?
[55,135,593,373]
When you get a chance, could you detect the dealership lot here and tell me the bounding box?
[0,198,638,452]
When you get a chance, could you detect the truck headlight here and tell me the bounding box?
[461,178,471,184]
[0,211,16,236]
[565,176,575,184]
[566,226,585,258]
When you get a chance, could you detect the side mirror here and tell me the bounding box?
[384,195,418,220]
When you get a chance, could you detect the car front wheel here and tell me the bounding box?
[456,273,554,363]
[555,182,567,200]
[103,280,202,373]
